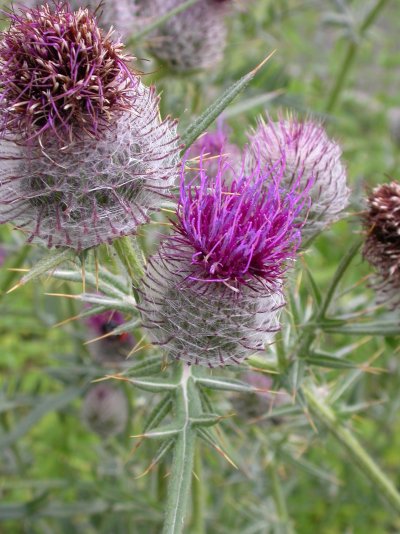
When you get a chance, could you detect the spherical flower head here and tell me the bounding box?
[138,0,233,72]
[245,116,350,237]
[139,156,307,367]
[362,181,400,308]
[0,3,137,145]
[87,310,134,366]
[82,383,128,439]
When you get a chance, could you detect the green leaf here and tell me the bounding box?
[0,386,85,449]
[304,353,361,369]
[323,321,400,336]
[190,413,222,427]
[51,269,126,299]
[141,423,181,440]
[124,377,177,393]
[195,376,263,393]
[181,52,276,151]
[9,248,75,292]
[143,394,174,433]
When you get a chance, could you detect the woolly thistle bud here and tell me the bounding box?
[245,117,350,236]
[138,0,232,72]
[0,4,180,249]
[362,181,400,309]
[22,0,139,36]
[87,310,134,366]
[139,157,308,367]
[82,384,128,439]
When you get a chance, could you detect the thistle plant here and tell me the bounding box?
[138,0,233,72]
[2,2,400,533]
[0,3,180,250]
[362,181,400,309]
[245,116,350,236]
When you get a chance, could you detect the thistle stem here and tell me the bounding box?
[268,462,294,534]
[163,365,196,534]
[191,446,206,534]
[325,0,389,113]
[113,236,144,286]
[303,385,400,513]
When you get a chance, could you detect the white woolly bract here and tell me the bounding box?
[246,119,350,236]
[82,384,128,439]
[139,246,285,367]
[138,0,229,72]
[0,84,180,250]
[24,0,139,35]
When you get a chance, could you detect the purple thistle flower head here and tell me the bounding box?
[362,181,400,309]
[171,155,307,290]
[245,115,350,236]
[138,154,308,367]
[0,2,138,145]
[82,383,128,439]
[137,0,233,72]
[185,122,242,178]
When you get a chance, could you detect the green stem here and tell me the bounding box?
[113,236,144,286]
[163,365,196,534]
[318,240,361,320]
[325,0,389,113]
[191,446,206,534]
[129,0,199,44]
[268,462,294,534]
[303,385,400,514]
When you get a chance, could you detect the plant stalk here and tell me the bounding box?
[268,461,294,534]
[325,0,389,113]
[303,385,400,514]
[191,446,206,534]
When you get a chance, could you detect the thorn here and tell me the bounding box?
[6,268,29,272]
[6,282,22,294]
[213,444,238,470]
[126,335,148,358]
[52,313,82,328]
[249,49,277,77]
[84,329,123,345]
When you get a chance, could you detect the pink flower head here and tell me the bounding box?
[0,3,138,145]
[246,116,349,236]
[139,154,309,367]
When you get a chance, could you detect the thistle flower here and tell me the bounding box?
[82,383,128,439]
[23,0,139,36]
[139,157,307,367]
[0,4,180,250]
[138,0,233,72]
[245,116,350,236]
[362,181,400,309]
[87,310,134,365]
[185,122,241,178]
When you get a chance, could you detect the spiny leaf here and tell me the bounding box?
[181,51,276,151]
[7,248,75,293]
[143,394,174,433]
[195,376,267,394]
[323,321,400,336]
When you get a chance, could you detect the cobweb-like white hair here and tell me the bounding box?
[245,117,350,237]
[0,83,180,250]
[139,244,285,367]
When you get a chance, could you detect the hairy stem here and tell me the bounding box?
[163,365,196,534]
[191,446,206,534]
[303,385,400,513]
[268,462,294,534]
[325,0,389,113]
